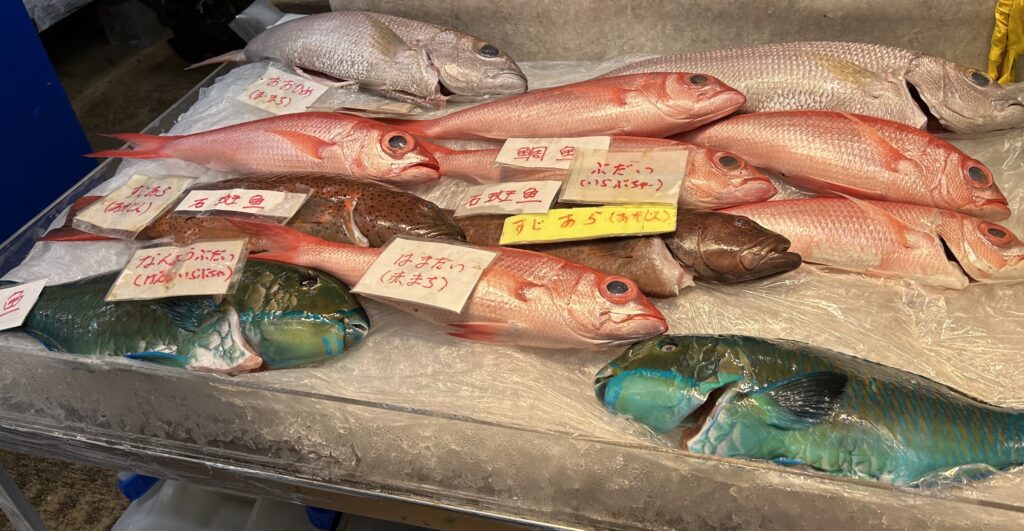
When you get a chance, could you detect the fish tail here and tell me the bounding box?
[185,50,246,70]
[85,133,178,159]
[224,219,312,264]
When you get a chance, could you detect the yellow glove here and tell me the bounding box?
[990,0,1024,84]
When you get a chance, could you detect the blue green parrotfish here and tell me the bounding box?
[16,262,368,374]
[595,334,1024,485]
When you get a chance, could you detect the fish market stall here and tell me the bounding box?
[4,6,1024,531]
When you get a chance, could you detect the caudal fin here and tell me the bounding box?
[85,133,178,159]
[224,219,314,264]
[185,50,246,70]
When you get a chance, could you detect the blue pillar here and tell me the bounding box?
[2,2,96,241]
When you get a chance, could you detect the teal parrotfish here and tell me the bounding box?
[595,335,1024,485]
[16,262,369,374]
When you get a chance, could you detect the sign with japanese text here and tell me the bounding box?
[452,181,561,218]
[238,65,329,114]
[0,279,47,331]
[175,189,309,222]
[495,136,611,169]
[106,240,248,302]
[352,238,497,314]
[560,148,688,205]
[73,174,195,238]
[499,205,677,245]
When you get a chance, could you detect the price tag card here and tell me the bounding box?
[238,65,329,115]
[175,189,309,222]
[499,205,677,245]
[495,136,611,169]
[453,181,562,218]
[73,174,195,239]
[106,240,248,302]
[560,148,688,205]
[352,238,497,314]
[0,279,47,331]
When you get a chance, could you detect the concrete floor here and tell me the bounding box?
[1,5,206,530]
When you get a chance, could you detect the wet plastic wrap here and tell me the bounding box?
[1,59,1024,528]
[22,0,92,31]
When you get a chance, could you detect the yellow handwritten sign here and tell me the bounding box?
[498,205,677,245]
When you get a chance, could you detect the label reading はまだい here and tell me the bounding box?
[559,148,688,205]
[72,174,195,239]
[495,137,611,169]
[105,240,248,302]
[352,238,497,314]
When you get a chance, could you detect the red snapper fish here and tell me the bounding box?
[677,111,1010,220]
[87,113,440,185]
[725,197,1024,289]
[385,73,746,140]
[427,137,776,209]
[228,221,669,350]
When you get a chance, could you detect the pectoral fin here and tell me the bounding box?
[180,306,263,374]
[839,194,931,249]
[269,130,334,160]
[816,55,890,98]
[125,351,190,367]
[446,322,513,343]
[157,296,221,332]
[839,112,923,174]
[750,371,848,429]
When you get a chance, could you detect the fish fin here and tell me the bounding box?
[908,463,1002,488]
[224,219,324,266]
[39,227,114,242]
[839,194,929,249]
[362,13,411,59]
[750,371,848,430]
[446,322,513,343]
[85,133,177,159]
[377,117,431,136]
[816,55,889,97]
[157,297,221,333]
[268,129,335,160]
[838,112,921,174]
[770,457,806,467]
[183,306,264,374]
[339,198,370,247]
[125,351,191,368]
[186,50,247,70]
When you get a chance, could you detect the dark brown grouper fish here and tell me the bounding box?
[454,208,801,297]
[43,174,465,248]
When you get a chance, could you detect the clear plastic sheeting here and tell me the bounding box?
[22,0,92,30]
[1,60,1024,528]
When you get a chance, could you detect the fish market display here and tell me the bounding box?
[230,220,668,349]
[725,198,1024,289]
[604,41,1024,133]
[19,262,369,374]
[596,335,1024,485]
[87,113,440,184]
[677,111,1010,220]
[386,73,745,140]
[44,174,464,247]
[429,136,777,209]
[455,208,800,295]
[190,11,527,106]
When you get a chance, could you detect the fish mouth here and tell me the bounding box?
[438,71,527,99]
[601,313,669,346]
[679,385,732,443]
[594,366,615,402]
[970,198,1012,221]
[733,178,778,204]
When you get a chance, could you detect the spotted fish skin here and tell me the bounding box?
[597,335,1024,485]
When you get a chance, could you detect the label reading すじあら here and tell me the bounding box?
[352,238,497,314]
[238,65,329,114]
[559,148,688,205]
[72,174,195,239]
[453,181,562,218]
[105,240,248,302]
[495,137,611,169]
[499,205,677,245]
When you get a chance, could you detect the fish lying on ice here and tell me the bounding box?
[428,136,777,209]
[87,113,440,185]
[17,262,369,374]
[677,110,1010,220]
[597,334,1024,485]
[384,73,746,140]
[228,220,668,349]
[605,41,1024,133]
[189,11,527,107]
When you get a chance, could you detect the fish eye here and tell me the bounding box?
[658,341,677,352]
[733,216,751,228]
[689,74,709,85]
[298,272,319,288]
[599,276,639,304]
[965,165,993,188]
[969,70,992,87]
[382,132,415,157]
[980,222,1017,246]
[716,154,740,169]
[477,43,500,58]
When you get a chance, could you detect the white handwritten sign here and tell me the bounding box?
[0,279,47,331]
[238,65,329,114]
[495,136,611,169]
[560,148,688,205]
[175,189,309,221]
[352,238,497,314]
[106,240,248,302]
[453,181,561,218]
[73,174,195,238]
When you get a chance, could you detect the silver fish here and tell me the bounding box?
[605,41,1024,133]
